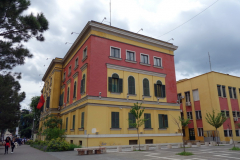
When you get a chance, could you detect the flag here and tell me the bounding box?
[37,94,45,109]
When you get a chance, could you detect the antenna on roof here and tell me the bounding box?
[71,32,79,35]
[167,38,174,42]
[208,52,212,71]
[102,17,106,23]
[137,28,143,34]
[110,0,111,26]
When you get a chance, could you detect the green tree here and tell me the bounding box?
[0,0,49,71]
[205,110,227,146]
[30,96,41,131]
[129,102,147,150]
[40,115,65,141]
[173,116,191,152]
[19,109,33,138]
[0,73,25,139]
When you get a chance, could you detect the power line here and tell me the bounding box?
[157,0,220,38]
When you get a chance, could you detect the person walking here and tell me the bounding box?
[11,137,16,153]
[4,137,11,155]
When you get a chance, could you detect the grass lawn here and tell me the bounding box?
[176,151,194,156]
[229,147,240,151]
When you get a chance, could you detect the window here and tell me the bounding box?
[67,87,70,103]
[233,87,237,99]
[236,130,240,137]
[83,47,87,59]
[185,91,190,102]
[145,139,153,144]
[111,112,119,128]
[222,86,226,97]
[195,111,202,119]
[63,72,66,80]
[187,112,192,119]
[181,112,184,119]
[144,113,151,129]
[126,51,135,61]
[198,128,203,137]
[143,78,150,96]
[72,115,75,130]
[75,58,78,68]
[233,111,236,117]
[141,54,149,64]
[81,112,84,128]
[66,117,68,130]
[237,111,240,118]
[229,87,233,98]
[46,96,50,108]
[154,80,166,98]
[111,47,120,58]
[80,74,86,94]
[129,113,136,128]
[59,92,64,106]
[108,73,123,93]
[153,57,162,67]
[224,130,232,137]
[226,111,230,117]
[129,140,138,145]
[177,93,182,103]
[158,114,168,129]
[68,66,71,76]
[73,81,76,98]
[217,85,221,96]
[192,89,199,101]
[128,76,135,95]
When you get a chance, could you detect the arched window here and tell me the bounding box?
[154,80,166,98]
[81,74,85,94]
[128,76,135,95]
[67,87,70,102]
[143,78,150,96]
[73,81,76,98]
[108,73,123,93]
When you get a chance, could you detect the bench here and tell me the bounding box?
[76,147,106,155]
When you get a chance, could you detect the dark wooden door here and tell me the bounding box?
[189,128,195,140]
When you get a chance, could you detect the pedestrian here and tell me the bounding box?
[11,137,16,153]
[4,137,11,155]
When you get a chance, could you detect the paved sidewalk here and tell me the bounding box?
[0,145,60,160]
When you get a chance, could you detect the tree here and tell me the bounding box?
[40,115,65,141]
[30,96,41,131]
[0,0,49,71]
[205,110,227,146]
[0,73,25,140]
[129,102,147,150]
[19,109,33,138]
[173,116,191,152]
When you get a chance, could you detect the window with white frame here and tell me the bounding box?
[221,110,230,117]
[126,51,135,61]
[110,47,120,58]
[233,87,237,99]
[68,66,71,76]
[83,47,87,59]
[195,111,202,119]
[236,130,240,137]
[217,85,227,97]
[229,87,233,98]
[192,89,199,101]
[63,72,66,80]
[187,112,192,119]
[224,130,232,137]
[185,91,190,102]
[153,57,162,67]
[140,54,149,64]
[233,111,236,117]
[177,93,182,103]
[75,58,78,68]
[198,128,203,137]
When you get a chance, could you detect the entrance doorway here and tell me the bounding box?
[189,128,195,140]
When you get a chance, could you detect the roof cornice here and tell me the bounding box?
[42,59,62,81]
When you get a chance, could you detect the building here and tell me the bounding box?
[39,21,182,147]
[177,71,240,143]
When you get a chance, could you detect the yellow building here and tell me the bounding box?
[177,71,240,143]
[39,21,182,147]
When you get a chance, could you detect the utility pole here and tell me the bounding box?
[208,52,212,71]
[110,0,111,26]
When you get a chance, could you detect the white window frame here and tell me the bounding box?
[192,89,199,101]
[83,46,87,59]
[153,56,162,67]
[63,72,66,80]
[185,91,190,102]
[110,46,121,58]
[195,110,202,119]
[197,128,203,137]
[75,57,79,68]
[187,112,192,120]
[126,50,136,61]
[68,66,71,76]
[232,87,237,99]
[140,53,150,64]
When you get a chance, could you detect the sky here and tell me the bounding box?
[13,0,240,109]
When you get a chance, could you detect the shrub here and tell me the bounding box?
[68,143,82,151]
[25,140,33,145]
[47,138,69,151]
[43,127,66,141]
[229,147,240,151]
[176,151,193,156]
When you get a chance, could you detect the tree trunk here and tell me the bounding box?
[137,128,140,151]
[215,128,218,146]
[182,131,185,152]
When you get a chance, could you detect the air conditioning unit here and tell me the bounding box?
[234,117,238,122]
[181,96,185,99]
[186,102,191,106]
